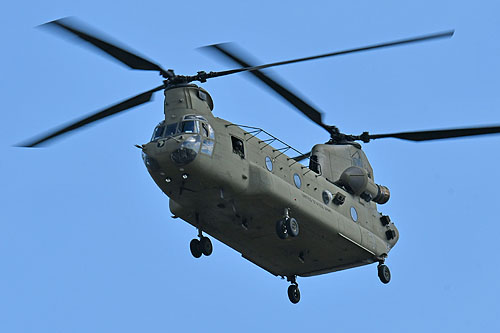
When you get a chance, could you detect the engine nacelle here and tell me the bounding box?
[339,166,390,204]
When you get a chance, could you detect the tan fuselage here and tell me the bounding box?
[141,85,399,278]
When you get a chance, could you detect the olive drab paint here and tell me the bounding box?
[142,85,399,279]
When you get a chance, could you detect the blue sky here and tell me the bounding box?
[1,1,500,332]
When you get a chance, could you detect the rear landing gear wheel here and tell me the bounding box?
[378,264,391,284]
[286,275,300,304]
[190,239,202,258]
[200,236,213,256]
[287,284,301,304]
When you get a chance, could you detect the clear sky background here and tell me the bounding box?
[1,1,500,332]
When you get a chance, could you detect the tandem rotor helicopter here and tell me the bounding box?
[22,18,500,304]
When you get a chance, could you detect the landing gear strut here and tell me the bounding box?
[287,275,301,304]
[189,229,213,258]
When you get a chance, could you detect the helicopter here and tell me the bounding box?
[21,18,500,304]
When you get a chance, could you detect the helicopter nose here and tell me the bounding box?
[142,134,201,171]
[142,151,161,172]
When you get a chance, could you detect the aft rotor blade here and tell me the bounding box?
[204,43,333,134]
[207,30,454,79]
[362,125,500,142]
[43,18,171,77]
[20,84,165,147]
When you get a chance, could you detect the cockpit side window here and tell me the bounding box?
[201,122,209,137]
[152,124,165,141]
[207,123,215,139]
[199,121,216,156]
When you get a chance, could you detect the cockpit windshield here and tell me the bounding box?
[180,120,199,134]
[164,123,178,137]
[150,115,214,142]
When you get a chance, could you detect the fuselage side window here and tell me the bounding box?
[231,136,245,159]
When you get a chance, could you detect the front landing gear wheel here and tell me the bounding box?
[378,264,391,284]
[200,236,213,256]
[275,219,288,239]
[190,239,202,258]
[285,218,299,237]
[287,284,301,304]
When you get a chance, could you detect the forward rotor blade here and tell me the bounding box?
[20,84,165,147]
[43,18,170,77]
[204,43,333,134]
[363,125,500,142]
[292,151,311,162]
[207,30,454,79]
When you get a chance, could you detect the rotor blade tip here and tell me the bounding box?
[38,16,72,28]
[14,142,42,148]
[199,42,233,51]
[197,44,215,52]
[37,21,55,29]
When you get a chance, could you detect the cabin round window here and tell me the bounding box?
[265,156,273,171]
[322,190,332,204]
[293,173,302,189]
[350,207,358,222]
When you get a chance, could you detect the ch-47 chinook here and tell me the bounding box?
[22,18,500,304]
